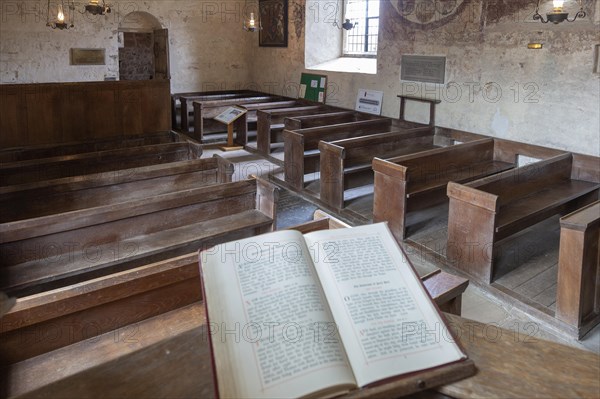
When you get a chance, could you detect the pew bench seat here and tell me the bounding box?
[494,180,600,240]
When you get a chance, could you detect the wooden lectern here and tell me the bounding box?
[214,106,247,151]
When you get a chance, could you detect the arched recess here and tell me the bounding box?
[118,11,170,80]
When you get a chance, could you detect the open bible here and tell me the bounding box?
[199,223,473,398]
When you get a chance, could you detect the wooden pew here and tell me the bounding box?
[0,156,234,223]
[0,142,203,186]
[372,138,515,241]
[229,100,299,146]
[191,95,279,139]
[555,201,600,339]
[174,90,261,131]
[446,153,599,283]
[0,131,185,163]
[319,127,438,210]
[284,110,384,131]
[6,306,596,399]
[255,105,333,155]
[0,210,469,398]
[0,178,278,297]
[283,118,394,191]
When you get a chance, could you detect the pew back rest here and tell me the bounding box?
[0,142,203,186]
[388,138,495,188]
[0,132,179,163]
[468,152,574,207]
[294,119,394,150]
[0,156,234,223]
[284,111,361,130]
[0,179,263,264]
[256,106,326,125]
[196,96,275,109]
[321,127,436,166]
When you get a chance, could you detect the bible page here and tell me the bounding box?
[200,230,356,399]
[305,223,466,387]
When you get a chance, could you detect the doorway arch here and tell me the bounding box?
[118,12,170,80]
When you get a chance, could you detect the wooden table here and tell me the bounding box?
[10,304,599,398]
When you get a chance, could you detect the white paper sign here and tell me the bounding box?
[214,106,247,125]
[355,89,384,115]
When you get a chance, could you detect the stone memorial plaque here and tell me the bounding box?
[401,55,446,84]
[70,48,106,65]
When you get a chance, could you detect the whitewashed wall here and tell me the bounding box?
[0,0,255,92]
[250,0,600,156]
[1,0,598,156]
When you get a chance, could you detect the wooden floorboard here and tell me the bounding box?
[495,247,559,290]
[532,281,558,308]
[512,264,558,300]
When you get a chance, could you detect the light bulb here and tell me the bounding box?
[57,4,65,22]
[552,0,564,11]
[249,12,255,28]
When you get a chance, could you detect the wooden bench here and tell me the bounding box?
[0,131,186,163]
[284,110,385,131]
[319,127,438,210]
[283,118,394,191]
[229,100,299,146]
[191,95,280,139]
[555,200,600,339]
[0,178,278,297]
[6,306,596,399]
[174,90,261,131]
[446,153,599,283]
[0,142,203,186]
[0,156,234,223]
[372,138,516,241]
[255,105,333,155]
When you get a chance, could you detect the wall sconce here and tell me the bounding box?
[243,12,261,32]
[334,19,357,31]
[84,0,111,16]
[46,0,75,30]
[533,0,586,24]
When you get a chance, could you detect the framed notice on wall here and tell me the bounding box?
[299,73,327,103]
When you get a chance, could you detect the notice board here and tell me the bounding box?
[299,73,327,103]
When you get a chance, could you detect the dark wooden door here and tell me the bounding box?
[153,29,170,80]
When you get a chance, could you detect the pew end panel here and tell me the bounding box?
[446,182,498,283]
[283,129,306,191]
[556,201,600,339]
[372,158,410,241]
[214,154,235,183]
